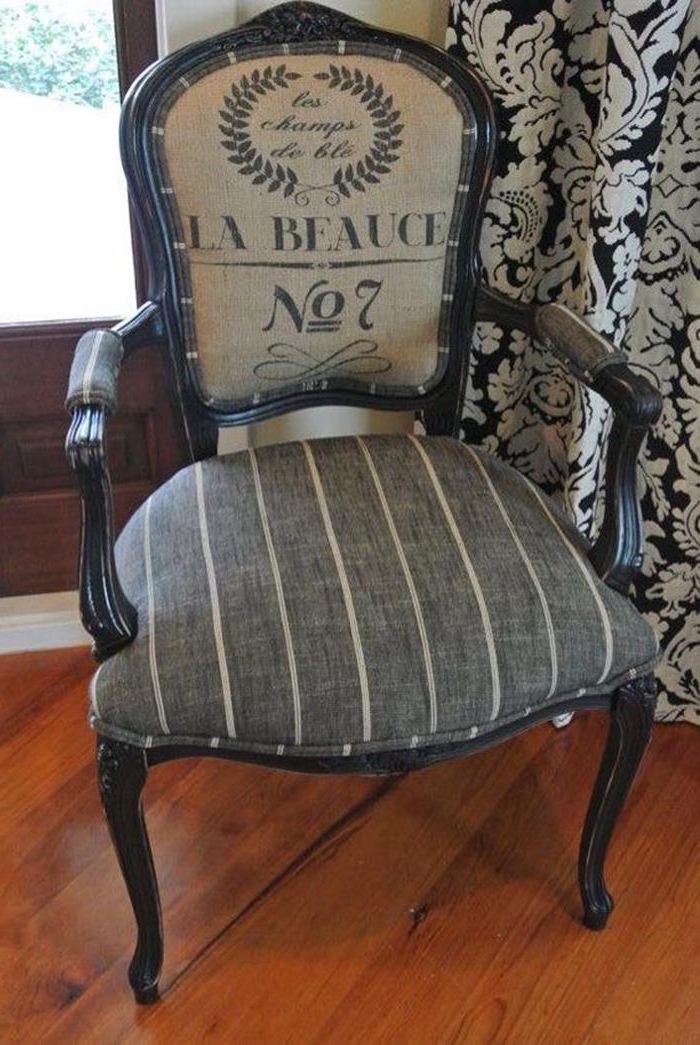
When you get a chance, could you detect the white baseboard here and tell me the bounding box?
[0,592,90,654]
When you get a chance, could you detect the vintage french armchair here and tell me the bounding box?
[65,1,662,1004]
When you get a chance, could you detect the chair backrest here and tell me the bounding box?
[121,1,495,438]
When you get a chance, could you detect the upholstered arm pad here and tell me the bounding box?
[64,305,165,660]
[533,303,627,380]
[65,329,124,414]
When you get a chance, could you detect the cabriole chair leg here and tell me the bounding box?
[578,675,656,930]
[97,737,163,1004]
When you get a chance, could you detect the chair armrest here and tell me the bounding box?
[65,302,163,660]
[65,329,124,413]
[534,303,627,383]
[475,287,663,593]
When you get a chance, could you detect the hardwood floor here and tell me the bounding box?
[1,648,698,1043]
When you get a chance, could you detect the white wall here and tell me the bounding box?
[235,1,445,45]
[156,0,446,450]
[156,0,446,54]
[155,0,238,55]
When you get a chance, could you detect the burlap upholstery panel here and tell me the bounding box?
[151,43,475,409]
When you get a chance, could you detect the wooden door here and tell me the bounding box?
[0,1,186,596]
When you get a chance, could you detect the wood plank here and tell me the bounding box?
[0,651,381,1042]
[1,650,698,1043]
[123,716,700,1045]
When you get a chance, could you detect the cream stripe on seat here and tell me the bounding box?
[464,445,559,700]
[357,436,438,733]
[144,498,169,734]
[526,478,614,684]
[409,435,502,721]
[302,440,372,743]
[249,448,302,745]
[195,462,236,738]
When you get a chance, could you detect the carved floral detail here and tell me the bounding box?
[251,3,356,43]
[97,739,144,803]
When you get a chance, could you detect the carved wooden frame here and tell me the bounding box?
[116,0,497,459]
[62,1,664,1004]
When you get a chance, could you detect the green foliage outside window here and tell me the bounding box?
[0,1,120,108]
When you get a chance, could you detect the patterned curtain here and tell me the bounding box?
[447,1,699,723]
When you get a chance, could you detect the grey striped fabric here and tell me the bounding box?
[65,329,124,413]
[90,435,658,756]
[534,303,626,378]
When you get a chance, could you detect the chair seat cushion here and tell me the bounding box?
[91,435,658,757]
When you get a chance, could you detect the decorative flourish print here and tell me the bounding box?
[219,63,402,205]
[253,339,391,381]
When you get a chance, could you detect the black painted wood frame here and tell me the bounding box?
[117,2,497,455]
[63,1,664,1003]
[97,674,657,1003]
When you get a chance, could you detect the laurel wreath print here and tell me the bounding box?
[219,65,302,197]
[313,65,403,201]
[219,63,403,205]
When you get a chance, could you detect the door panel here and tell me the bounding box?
[0,320,184,595]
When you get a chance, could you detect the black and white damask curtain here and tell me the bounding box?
[447,1,699,723]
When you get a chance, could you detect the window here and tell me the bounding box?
[0,0,170,599]
[0,0,136,321]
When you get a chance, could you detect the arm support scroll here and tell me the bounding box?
[65,302,163,660]
[475,288,663,594]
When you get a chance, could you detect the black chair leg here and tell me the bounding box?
[97,737,163,1003]
[578,674,657,930]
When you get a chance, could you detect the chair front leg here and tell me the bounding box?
[97,738,163,1003]
[578,675,656,929]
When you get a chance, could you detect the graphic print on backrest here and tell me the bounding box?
[154,46,474,408]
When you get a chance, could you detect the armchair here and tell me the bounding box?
[66,1,662,1004]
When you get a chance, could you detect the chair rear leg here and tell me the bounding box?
[97,737,163,1003]
[579,674,656,929]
